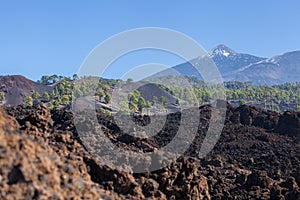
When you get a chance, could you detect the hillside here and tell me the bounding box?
[0,75,51,106]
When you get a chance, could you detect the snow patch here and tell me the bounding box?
[223,52,230,57]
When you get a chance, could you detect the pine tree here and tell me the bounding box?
[240,99,246,105]
[137,97,146,112]
[0,92,5,102]
[104,94,112,104]
[97,91,105,102]
[160,96,168,107]
[152,96,158,105]
[23,96,33,106]
[31,90,40,100]
[42,92,50,100]
[129,101,138,111]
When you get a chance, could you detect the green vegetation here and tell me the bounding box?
[104,94,112,104]
[0,92,5,103]
[38,75,123,110]
[239,99,246,105]
[160,96,169,107]
[152,96,157,105]
[31,90,40,100]
[156,77,300,113]
[99,108,111,116]
[223,81,300,112]
[42,92,50,101]
[126,78,133,84]
[24,75,300,113]
[38,75,59,85]
[126,90,152,113]
[297,105,300,112]
[23,96,33,106]
[128,90,141,112]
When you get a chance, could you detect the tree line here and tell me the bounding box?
[19,75,300,113]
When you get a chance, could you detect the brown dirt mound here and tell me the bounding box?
[0,75,51,106]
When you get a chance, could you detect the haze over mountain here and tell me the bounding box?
[173,45,300,84]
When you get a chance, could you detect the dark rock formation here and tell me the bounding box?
[1,103,299,199]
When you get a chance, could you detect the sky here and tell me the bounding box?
[1,0,300,81]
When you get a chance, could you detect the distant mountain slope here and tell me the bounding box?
[0,75,51,105]
[226,51,300,84]
[172,45,300,85]
[209,45,266,76]
[172,44,266,79]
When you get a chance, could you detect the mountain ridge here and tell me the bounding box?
[173,44,300,84]
[225,49,300,84]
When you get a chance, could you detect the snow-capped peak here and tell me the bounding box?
[210,44,236,57]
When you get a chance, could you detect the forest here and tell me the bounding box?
[19,75,300,113]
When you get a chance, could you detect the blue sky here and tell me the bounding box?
[1,0,300,80]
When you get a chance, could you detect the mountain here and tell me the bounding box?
[172,44,266,79]
[209,44,266,76]
[0,75,51,106]
[226,50,300,84]
[172,45,300,85]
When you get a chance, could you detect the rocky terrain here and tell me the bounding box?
[0,103,300,199]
